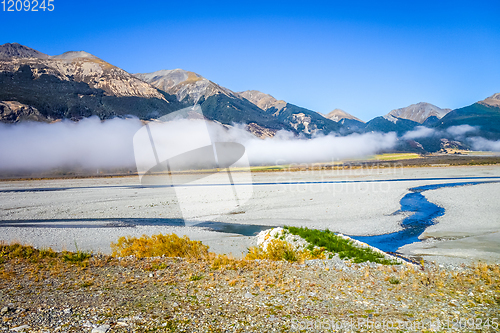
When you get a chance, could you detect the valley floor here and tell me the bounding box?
[0,165,499,264]
[1,165,500,332]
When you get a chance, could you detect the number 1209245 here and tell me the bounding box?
[2,0,54,11]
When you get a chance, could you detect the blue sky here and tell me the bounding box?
[2,0,500,121]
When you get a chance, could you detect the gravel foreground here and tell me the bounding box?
[1,254,499,332]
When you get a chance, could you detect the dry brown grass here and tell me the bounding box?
[110,233,209,259]
[245,239,326,262]
[209,253,247,270]
[0,242,58,263]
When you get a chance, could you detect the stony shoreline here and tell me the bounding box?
[1,252,499,332]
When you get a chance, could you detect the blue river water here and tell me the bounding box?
[349,181,497,253]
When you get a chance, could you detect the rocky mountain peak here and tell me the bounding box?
[134,69,235,104]
[387,102,451,123]
[382,114,399,124]
[479,92,500,108]
[238,90,278,110]
[135,69,204,89]
[0,46,165,100]
[326,109,364,123]
[0,43,49,59]
[51,51,98,60]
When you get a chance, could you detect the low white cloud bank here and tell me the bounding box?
[446,125,478,137]
[0,117,398,172]
[402,125,479,141]
[243,131,397,165]
[402,126,436,140]
[0,117,143,171]
[469,137,500,152]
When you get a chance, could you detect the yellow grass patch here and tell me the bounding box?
[111,233,209,259]
[373,153,422,161]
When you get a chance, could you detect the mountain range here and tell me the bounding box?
[1,43,499,153]
[0,43,184,121]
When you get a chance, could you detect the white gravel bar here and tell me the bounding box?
[0,165,499,262]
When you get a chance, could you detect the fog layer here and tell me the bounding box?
[0,117,398,171]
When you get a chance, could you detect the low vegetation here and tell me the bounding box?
[0,242,74,263]
[245,238,327,263]
[209,253,247,270]
[110,233,209,259]
[0,241,92,274]
[244,227,398,265]
[284,226,399,265]
[246,239,301,262]
[109,229,397,266]
[373,153,421,161]
[62,250,91,266]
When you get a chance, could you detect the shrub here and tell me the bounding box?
[111,233,209,259]
[0,242,59,263]
[246,239,300,262]
[38,248,58,259]
[245,246,266,260]
[266,239,298,262]
[303,247,327,260]
[62,242,91,267]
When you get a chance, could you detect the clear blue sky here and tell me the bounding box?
[2,0,500,121]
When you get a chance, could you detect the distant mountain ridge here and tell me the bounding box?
[135,69,237,104]
[237,90,342,135]
[238,90,287,113]
[0,43,182,121]
[437,99,500,140]
[0,44,162,100]
[134,69,291,136]
[365,115,420,135]
[1,43,500,149]
[386,102,451,124]
[135,70,341,137]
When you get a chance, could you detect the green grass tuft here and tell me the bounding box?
[284,226,399,265]
[189,274,204,281]
[388,277,401,284]
[62,251,91,264]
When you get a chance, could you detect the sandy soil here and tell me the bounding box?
[1,165,499,261]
